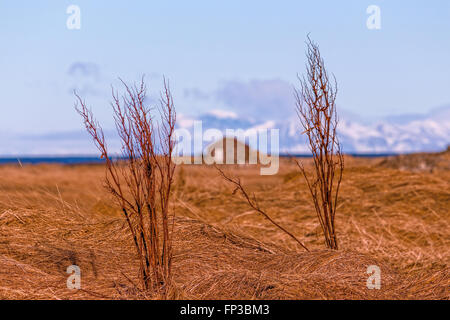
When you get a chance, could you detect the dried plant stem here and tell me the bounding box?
[216,166,309,252]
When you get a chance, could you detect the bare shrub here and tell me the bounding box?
[294,37,344,250]
[75,77,176,295]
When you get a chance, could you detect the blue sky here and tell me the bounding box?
[1,0,449,136]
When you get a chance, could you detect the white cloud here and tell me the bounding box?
[207,109,238,119]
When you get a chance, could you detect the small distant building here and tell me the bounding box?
[205,137,259,164]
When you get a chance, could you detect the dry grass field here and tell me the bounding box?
[0,153,448,299]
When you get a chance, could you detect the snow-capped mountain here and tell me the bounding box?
[1,106,448,155]
[178,106,450,154]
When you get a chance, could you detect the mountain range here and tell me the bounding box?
[1,105,449,155]
[178,105,450,154]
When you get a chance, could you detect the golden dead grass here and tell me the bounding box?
[0,155,448,299]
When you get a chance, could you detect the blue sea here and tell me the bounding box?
[0,156,105,165]
[0,153,397,165]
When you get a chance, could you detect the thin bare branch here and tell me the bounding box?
[216,165,309,252]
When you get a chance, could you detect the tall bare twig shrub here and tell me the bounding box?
[294,37,344,250]
[75,77,176,294]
